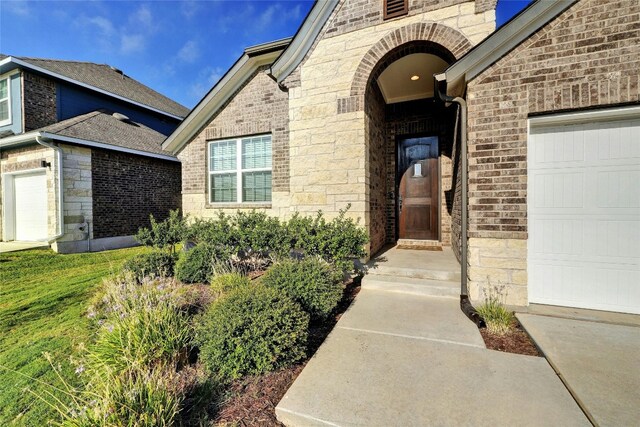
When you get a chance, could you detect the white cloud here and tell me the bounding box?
[180,0,201,20]
[178,40,200,63]
[87,16,115,36]
[189,66,225,101]
[120,34,145,54]
[3,0,30,16]
[130,4,155,31]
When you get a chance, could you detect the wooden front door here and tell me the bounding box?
[398,136,439,240]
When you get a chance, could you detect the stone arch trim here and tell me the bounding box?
[349,22,473,101]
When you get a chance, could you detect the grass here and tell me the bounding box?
[476,297,515,335]
[0,246,148,426]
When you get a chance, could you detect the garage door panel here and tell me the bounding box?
[530,261,639,313]
[13,172,48,241]
[529,116,640,314]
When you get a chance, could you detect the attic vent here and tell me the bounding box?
[110,66,124,75]
[384,0,408,20]
[112,112,130,122]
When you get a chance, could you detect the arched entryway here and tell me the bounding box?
[360,25,471,255]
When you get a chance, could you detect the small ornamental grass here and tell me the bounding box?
[47,276,204,426]
[195,285,309,380]
[476,284,515,336]
[261,257,344,321]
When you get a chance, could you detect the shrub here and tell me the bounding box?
[195,286,309,380]
[136,209,187,254]
[122,251,177,282]
[210,272,251,297]
[175,243,227,284]
[261,258,343,321]
[476,285,515,335]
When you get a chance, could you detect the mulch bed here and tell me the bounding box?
[211,277,361,426]
[480,320,541,357]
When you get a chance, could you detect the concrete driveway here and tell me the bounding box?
[518,310,640,427]
[0,241,48,253]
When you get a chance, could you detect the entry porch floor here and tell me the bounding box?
[275,247,588,426]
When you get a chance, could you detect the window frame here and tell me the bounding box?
[0,76,12,127]
[207,134,273,205]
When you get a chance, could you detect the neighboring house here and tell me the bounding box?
[164,0,639,315]
[0,55,188,253]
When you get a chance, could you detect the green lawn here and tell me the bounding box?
[0,246,148,426]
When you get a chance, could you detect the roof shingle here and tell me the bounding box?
[1,54,189,118]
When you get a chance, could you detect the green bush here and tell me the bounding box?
[175,243,227,284]
[122,251,177,282]
[261,258,343,321]
[195,286,309,380]
[136,209,187,254]
[184,205,368,274]
[210,272,251,297]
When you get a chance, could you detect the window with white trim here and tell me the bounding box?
[0,77,11,126]
[208,135,272,203]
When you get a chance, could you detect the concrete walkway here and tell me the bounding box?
[276,290,589,426]
[518,312,640,427]
[0,241,48,253]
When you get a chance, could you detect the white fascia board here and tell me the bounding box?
[441,0,577,96]
[39,132,179,162]
[270,0,339,83]
[0,131,39,146]
[0,131,178,162]
[2,57,184,120]
[529,105,640,127]
[162,49,283,154]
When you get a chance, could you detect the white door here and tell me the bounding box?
[14,172,48,241]
[528,115,640,314]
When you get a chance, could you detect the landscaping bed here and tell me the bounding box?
[213,278,360,426]
[32,208,368,426]
[480,320,541,357]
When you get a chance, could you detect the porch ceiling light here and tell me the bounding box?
[411,75,420,81]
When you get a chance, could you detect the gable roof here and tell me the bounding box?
[0,54,189,119]
[435,0,578,96]
[0,110,177,161]
[269,0,339,83]
[162,38,290,154]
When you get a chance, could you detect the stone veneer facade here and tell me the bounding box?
[178,0,496,256]
[464,0,640,305]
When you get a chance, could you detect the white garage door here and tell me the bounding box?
[14,172,48,241]
[528,113,640,314]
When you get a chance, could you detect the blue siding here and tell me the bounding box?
[56,83,181,136]
[0,73,23,135]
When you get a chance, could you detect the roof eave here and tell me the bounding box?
[439,0,578,97]
[270,0,339,83]
[0,130,177,162]
[162,48,285,154]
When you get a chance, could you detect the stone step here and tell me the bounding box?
[366,264,461,282]
[361,274,460,299]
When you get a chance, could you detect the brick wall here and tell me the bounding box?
[465,0,640,305]
[23,71,57,131]
[365,82,387,254]
[91,148,181,238]
[467,0,640,241]
[178,66,289,218]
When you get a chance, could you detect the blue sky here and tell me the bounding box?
[1,0,531,109]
